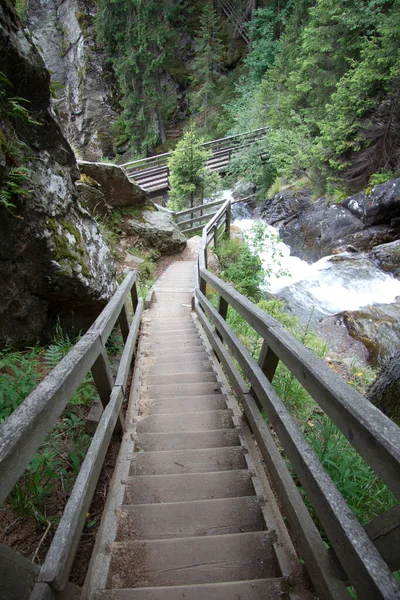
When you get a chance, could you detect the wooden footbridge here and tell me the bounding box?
[120,127,268,196]
[1,200,400,600]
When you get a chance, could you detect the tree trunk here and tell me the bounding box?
[366,349,400,425]
[155,69,166,145]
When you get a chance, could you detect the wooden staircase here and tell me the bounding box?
[86,260,303,600]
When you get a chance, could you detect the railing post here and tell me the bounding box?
[213,224,218,247]
[119,303,130,343]
[91,349,123,434]
[131,281,139,312]
[216,295,228,341]
[250,339,280,412]
[225,204,231,238]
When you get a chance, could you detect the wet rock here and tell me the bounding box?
[0,1,116,347]
[341,301,400,365]
[343,178,400,227]
[259,189,312,228]
[369,240,400,279]
[126,210,186,255]
[78,161,149,208]
[27,0,119,160]
[232,180,256,200]
[260,180,400,263]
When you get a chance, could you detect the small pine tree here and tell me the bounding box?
[167,122,219,211]
[190,2,224,128]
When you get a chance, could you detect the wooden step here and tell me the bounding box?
[151,352,209,365]
[136,410,233,434]
[145,372,217,386]
[96,578,289,600]
[108,532,279,587]
[144,382,221,398]
[143,344,206,358]
[124,470,256,504]
[140,394,227,414]
[117,496,264,540]
[144,337,204,350]
[146,360,213,375]
[136,429,240,451]
[129,446,246,475]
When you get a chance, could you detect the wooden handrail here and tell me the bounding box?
[193,199,400,600]
[0,272,144,597]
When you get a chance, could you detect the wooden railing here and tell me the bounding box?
[193,199,400,600]
[0,272,144,599]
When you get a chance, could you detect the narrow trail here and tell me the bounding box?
[84,260,301,599]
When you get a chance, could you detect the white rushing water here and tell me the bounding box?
[233,216,400,318]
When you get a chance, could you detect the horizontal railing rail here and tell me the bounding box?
[120,127,268,170]
[193,199,400,600]
[0,272,144,599]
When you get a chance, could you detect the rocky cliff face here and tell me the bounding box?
[27,0,119,160]
[0,0,116,347]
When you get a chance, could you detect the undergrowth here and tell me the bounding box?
[0,324,103,526]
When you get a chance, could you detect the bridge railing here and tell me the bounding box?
[121,127,268,172]
[193,199,400,600]
[0,272,144,599]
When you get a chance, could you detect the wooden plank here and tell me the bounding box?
[203,199,230,233]
[217,295,228,342]
[175,199,224,219]
[131,281,139,312]
[195,289,400,599]
[195,305,249,399]
[181,224,205,235]
[115,298,143,392]
[177,212,218,229]
[91,349,114,409]
[0,332,101,506]
[38,386,125,591]
[365,505,400,572]
[200,268,400,500]
[29,583,56,600]
[119,303,130,343]
[88,271,136,344]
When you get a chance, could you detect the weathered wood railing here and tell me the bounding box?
[0,272,144,600]
[193,199,400,600]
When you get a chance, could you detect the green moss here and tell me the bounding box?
[79,173,99,187]
[46,218,91,279]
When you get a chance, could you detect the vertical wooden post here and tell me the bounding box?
[250,339,280,412]
[200,275,207,297]
[213,225,218,248]
[225,204,231,238]
[216,295,228,342]
[119,303,130,343]
[91,349,123,434]
[131,281,139,312]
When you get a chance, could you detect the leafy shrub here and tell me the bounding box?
[215,237,264,301]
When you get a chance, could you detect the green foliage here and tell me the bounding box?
[0,346,41,423]
[214,237,264,301]
[167,122,219,210]
[369,169,397,187]
[96,0,179,152]
[227,138,276,194]
[190,2,224,129]
[0,166,32,210]
[306,416,397,525]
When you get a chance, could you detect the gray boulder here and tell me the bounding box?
[343,178,400,227]
[369,240,400,279]
[127,210,186,254]
[232,180,256,200]
[0,0,116,347]
[78,161,148,208]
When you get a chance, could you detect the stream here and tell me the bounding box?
[230,199,400,362]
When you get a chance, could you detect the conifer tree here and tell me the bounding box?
[190,2,224,128]
[167,123,219,211]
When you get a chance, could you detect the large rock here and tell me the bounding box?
[27,0,119,160]
[261,180,400,263]
[78,161,148,207]
[126,210,186,254]
[341,301,400,365]
[0,0,116,347]
[369,240,400,279]
[232,180,256,200]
